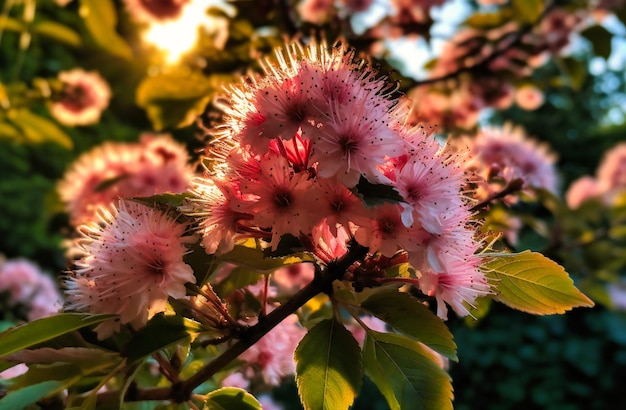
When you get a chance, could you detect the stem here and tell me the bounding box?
[96,242,368,405]
[412,2,556,87]
[469,178,524,213]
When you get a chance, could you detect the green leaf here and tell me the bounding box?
[0,121,22,142]
[0,380,67,410]
[581,25,613,59]
[4,347,121,376]
[78,0,132,59]
[360,290,457,360]
[0,16,26,32]
[8,109,73,149]
[295,318,362,410]
[353,177,403,208]
[32,20,82,47]
[203,388,261,410]
[0,313,114,358]
[557,57,588,91]
[511,0,544,24]
[136,70,216,131]
[481,251,595,315]
[218,241,313,273]
[363,331,453,410]
[123,313,205,363]
[214,267,264,298]
[465,10,512,29]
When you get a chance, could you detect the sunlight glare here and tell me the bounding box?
[143,1,216,64]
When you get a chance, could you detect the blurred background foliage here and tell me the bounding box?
[1,0,626,408]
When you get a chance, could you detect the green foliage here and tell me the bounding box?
[511,0,544,24]
[450,305,626,409]
[295,318,363,410]
[7,108,73,149]
[136,70,229,131]
[203,388,262,410]
[482,251,594,315]
[360,289,457,360]
[0,313,113,358]
[0,380,66,410]
[123,313,205,364]
[363,331,453,410]
[78,0,132,59]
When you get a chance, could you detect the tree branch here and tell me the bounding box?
[96,241,368,406]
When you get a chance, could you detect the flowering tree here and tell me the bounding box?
[1,0,624,408]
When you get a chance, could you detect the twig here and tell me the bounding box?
[96,241,368,405]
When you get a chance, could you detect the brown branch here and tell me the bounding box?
[96,241,368,406]
[470,178,525,213]
[413,2,557,87]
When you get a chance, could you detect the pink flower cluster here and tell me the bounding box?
[0,257,62,321]
[409,6,583,129]
[460,123,559,202]
[187,41,489,319]
[123,0,191,23]
[566,142,626,208]
[64,200,195,339]
[58,133,194,225]
[50,68,111,127]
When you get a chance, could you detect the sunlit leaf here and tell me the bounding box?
[363,331,453,410]
[0,314,114,358]
[295,318,362,410]
[123,313,205,363]
[481,251,594,315]
[0,16,26,32]
[136,70,216,131]
[0,121,22,142]
[32,21,82,47]
[465,10,512,29]
[511,0,544,24]
[0,380,68,410]
[8,109,73,149]
[78,0,132,59]
[203,387,261,410]
[360,290,457,360]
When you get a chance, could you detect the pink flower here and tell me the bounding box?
[65,200,195,339]
[463,124,559,200]
[50,69,111,126]
[596,142,626,193]
[355,203,425,257]
[123,0,190,24]
[184,178,245,256]
[311,223,351,263]
[237,153,324,248]
[257,395,285,410]
[565,176,600,209]
[272,263,315,292]
[297,0,335,24]
[312,99,402,187]
[239,314,305,385]
[58,134,193,225]
[418,253,490,320]
[515,85,545,111]
[0,363,28,380]
[220,372,250,389]
[0,258,62,321]
[347,315,387,347]
[391,134,467,234]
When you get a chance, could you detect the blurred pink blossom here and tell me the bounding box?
[50,69,111,126]
[0,258,62,321]
[58,133,193,225]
